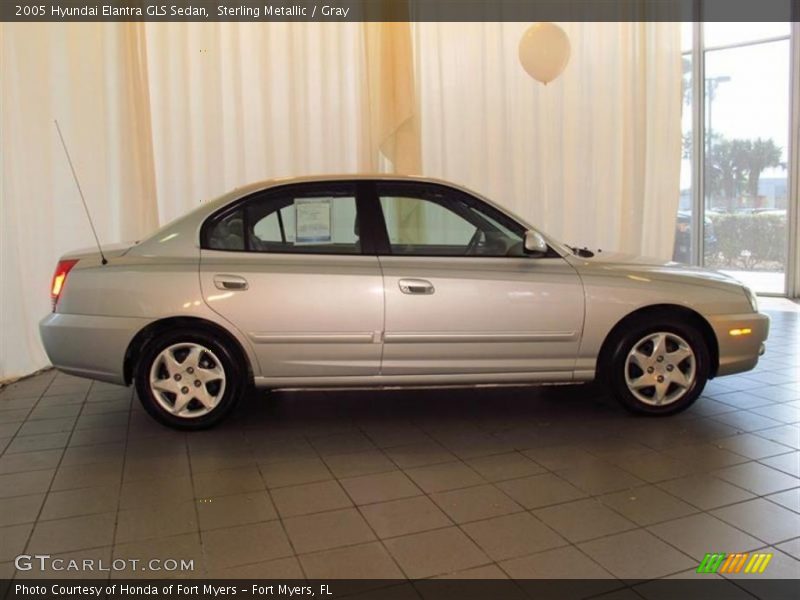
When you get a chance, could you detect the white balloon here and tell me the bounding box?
[518,22,571,85]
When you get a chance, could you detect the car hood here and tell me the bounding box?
[565,251,745,290]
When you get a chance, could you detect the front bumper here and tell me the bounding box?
[707,312,770,377]
[40,312,152,384]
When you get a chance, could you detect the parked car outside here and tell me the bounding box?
[673,210,718,263]
[41,176,769,429]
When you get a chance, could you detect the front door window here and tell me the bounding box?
[375,182,525,257]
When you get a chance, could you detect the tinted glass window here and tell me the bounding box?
[206,184,360,254]
[207,210,245,251]
[381,196,474,247]
[377,184,524,257]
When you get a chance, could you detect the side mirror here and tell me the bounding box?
[524,230,548,255]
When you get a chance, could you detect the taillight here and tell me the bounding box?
[51,259,79,310]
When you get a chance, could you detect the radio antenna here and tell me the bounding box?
[54,120,107,265]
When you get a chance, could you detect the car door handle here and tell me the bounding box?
[213,274,249,291]
[399,279,435,295]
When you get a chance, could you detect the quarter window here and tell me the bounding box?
[207,210,245,251]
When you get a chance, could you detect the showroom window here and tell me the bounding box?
[678,21,798,296]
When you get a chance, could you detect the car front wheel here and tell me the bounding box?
[607,321,710,415]
[135,329,244,429]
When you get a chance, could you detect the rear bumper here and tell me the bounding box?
[708,312,770,377]
[39,313,151,385]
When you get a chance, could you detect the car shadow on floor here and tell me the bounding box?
[165,379,747,456]
[124,375,758,456]
[233,382,624,425]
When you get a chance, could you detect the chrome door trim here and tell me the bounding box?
[384,331,578,343]
[249,332,378,344]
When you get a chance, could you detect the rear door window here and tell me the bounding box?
[205,183,361,254]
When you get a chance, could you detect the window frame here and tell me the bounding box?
[200,181,381,256]
[683,20,798,296]
[366,180,556,259]
[200,179,558,260]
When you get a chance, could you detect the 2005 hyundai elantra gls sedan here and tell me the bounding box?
[41,176,769,429]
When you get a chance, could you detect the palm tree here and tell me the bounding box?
[705,135,748,211]
[740,138,784,206]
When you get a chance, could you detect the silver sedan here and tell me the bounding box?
[40,176,769,429]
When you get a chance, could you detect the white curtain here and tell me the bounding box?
[1,22,373,382]
[1,23,158,381]
[415,22,682,257]
[1,21,682,382]
[144,22,371,223]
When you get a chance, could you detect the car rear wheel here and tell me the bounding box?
[135,329,244,429]
[607,320,710,415]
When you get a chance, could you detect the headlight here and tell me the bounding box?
[743,286,758,313]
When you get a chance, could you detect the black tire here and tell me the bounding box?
[605,316,710,416]
[135,328,245,430]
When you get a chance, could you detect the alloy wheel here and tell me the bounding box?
[624,332,696,406]
[149,342,227,418]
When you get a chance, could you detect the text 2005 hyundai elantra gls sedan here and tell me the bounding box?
[40,176,769,429]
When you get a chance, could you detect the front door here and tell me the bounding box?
[199,182,384,379]
[372,181,584,378]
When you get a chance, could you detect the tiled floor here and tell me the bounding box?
[1,300,798,584]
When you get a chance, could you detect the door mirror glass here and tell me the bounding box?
[524,230,548,255]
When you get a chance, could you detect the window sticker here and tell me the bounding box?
[294,197,333,244]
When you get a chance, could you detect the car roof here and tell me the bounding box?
[223,173,463,199]
[203,173,524,220]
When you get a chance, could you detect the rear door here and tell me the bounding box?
[372,181,584,378]
[199,182,384,379]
